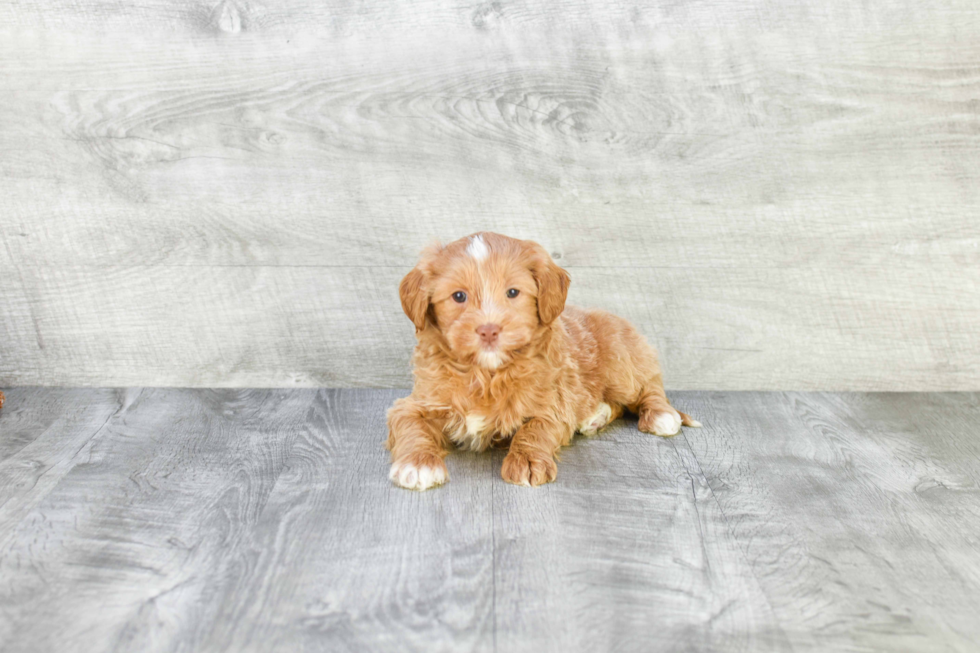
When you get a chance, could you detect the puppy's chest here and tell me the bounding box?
[444,398,525,452]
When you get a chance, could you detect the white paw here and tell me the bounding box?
[389,460,448,491]
[650,410,682,436]
[579,402,613,436]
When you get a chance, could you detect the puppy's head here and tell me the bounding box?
[400,232,570,370]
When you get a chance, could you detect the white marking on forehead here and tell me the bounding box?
[466,235,490,261]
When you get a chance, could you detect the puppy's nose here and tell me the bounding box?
[476,323,501,346]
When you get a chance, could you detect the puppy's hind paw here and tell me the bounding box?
[501,451,557,487]
[389,454,448,491]
[639,408,682,437]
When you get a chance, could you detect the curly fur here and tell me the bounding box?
[386,232,699,490]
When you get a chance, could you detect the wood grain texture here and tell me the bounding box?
[489,426,789,652]
[2,264,976,389]
[1,388,979,651]
[0,388,315,651]
[677,390,980,652]
[0,388,121,555]
[2,0,980,389]
[193,389,496,653]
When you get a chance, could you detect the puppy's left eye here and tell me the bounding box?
[452,291,467,303]
[506,288,519,298]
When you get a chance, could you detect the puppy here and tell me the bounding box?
[387,232,699,490]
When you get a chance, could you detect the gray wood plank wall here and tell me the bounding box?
[1,1,978,390]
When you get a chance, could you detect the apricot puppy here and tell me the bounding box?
[386,232,699,490]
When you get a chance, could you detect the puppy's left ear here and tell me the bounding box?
[526,242,571,325]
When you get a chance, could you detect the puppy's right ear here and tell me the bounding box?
[399,242,441,331]
[399,265,429,331]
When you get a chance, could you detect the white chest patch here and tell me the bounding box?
[451,413,488,451]
[466,234,489,261]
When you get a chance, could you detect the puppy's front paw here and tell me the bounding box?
[389,454,448,491]
[501,451,557,487]
[639,408,682,437]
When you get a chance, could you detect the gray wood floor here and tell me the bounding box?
[1,388,978,652]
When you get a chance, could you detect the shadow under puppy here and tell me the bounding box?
[387,232,699,490]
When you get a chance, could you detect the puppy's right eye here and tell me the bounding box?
[452,291,467,303]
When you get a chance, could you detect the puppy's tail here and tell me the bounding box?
[678,411,702,428]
